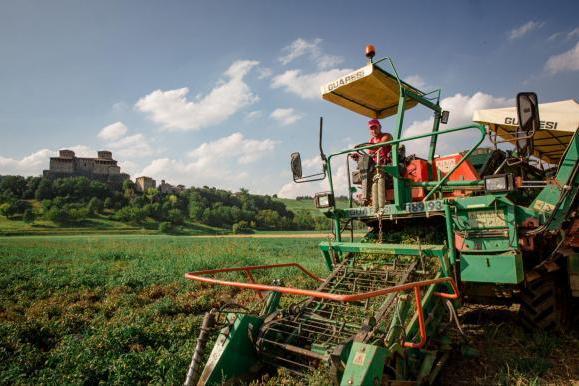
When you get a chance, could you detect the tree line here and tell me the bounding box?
[0,175,332,233]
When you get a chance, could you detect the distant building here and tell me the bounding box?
[43,150,130,188]
[158,179,184,194]
[135,176,156,192]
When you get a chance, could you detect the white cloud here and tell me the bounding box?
[0,149,53,176]
[270,108,303,126]
[117,160,139,176]
[279,38,343,69]
[405,74,426,89]
[545,42,579,74]
[257,67,273,79]
[135,60,259,131]
[112,101,129,113]
[98,121,129,141]
[245,110,263,120]
[139,133,279,188]
[568,27,579,39]
[403,92,514,156]
[271,68,352,99]
[97,122,154,159]
[106,134,154,158]
[509,20,544,40]
[66,145,98,157]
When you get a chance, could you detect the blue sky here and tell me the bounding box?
[0,0,577,197]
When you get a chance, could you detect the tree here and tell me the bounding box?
[158,221,172,233]
[44,207,70,224]
[113,206,146,224]
[35,179,53,200]
[232,220,253,234]
[0,200,31,219]
[23,177,42,199]
[167,209,184,225]
[0,176,27,197]
[104,197,113,209]
[87,197,103,216]
[23,209,36,224]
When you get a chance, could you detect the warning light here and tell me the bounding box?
[365,44,376,61]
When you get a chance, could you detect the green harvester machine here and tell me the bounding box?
[183,45,579,385]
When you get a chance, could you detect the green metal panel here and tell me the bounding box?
[319,241,447,257]
[460,252,523,284]
[340,342,388,386]
[198,314,263,385]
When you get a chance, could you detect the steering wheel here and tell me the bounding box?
[353,142,372,156]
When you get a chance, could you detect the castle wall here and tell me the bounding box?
[49,158,74,173]
[43,150,129,189]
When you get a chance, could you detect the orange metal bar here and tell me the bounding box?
[403,287,427,349]
[184,264,461,350]
[185,270,458,302]
[186,263,325,284]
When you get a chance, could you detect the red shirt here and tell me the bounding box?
[369,134,392,165]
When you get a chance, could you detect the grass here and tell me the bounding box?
[0,235,326,385]
[0,215,227,237]
[0,235,576,385]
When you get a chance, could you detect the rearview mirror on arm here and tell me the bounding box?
[515,92,539,157]
[517,92,540,134]
[291,152,303,181]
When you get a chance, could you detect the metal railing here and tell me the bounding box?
[326,123,487,205]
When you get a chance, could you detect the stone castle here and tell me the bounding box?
[43,149,130,188]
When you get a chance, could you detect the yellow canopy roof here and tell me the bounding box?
[320,63,423,118]
[473,99,579,164]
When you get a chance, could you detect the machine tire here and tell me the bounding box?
[519,274,570,331]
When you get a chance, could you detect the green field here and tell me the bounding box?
[0,236,576,385]
[0,235,325,385]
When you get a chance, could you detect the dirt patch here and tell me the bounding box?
[440,304,579,385]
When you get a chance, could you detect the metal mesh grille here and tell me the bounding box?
[256,254,421,375]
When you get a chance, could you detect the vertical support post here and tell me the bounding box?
[444,204,457,265]
[393,93,407,208]
[428,111,442,179]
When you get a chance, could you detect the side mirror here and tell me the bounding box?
[290,152,302,180]
[516,92,539,156]
[440,110,450,124]
[517,92,540,134]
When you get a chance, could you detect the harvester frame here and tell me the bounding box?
[183,47,579,385]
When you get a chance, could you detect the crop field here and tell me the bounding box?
[0,235,577,385]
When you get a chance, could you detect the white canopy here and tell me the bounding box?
[473,99,579,163]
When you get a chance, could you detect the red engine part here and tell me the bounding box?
[403,159,429,200]
[433,154,480,197]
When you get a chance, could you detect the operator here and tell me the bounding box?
[367,119,392,165]
[351,119,393,206]
[352,119,392,164]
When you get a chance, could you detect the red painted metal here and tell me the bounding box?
[403,287,426,348]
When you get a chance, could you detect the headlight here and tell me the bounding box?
[314,192,335,208]
[484,174,514,193]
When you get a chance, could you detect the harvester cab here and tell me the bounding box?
[184,46,579,385]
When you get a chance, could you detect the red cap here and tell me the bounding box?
[368,119,381,129]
